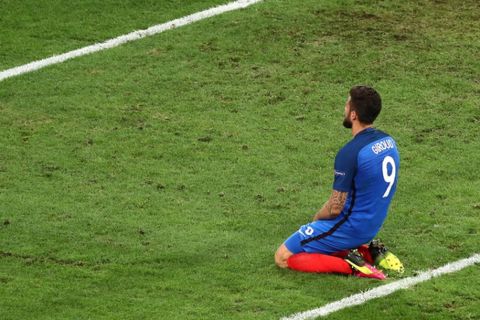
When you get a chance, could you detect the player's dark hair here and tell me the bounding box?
[349,86,382,124]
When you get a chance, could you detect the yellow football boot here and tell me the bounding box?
[369,240,404,274]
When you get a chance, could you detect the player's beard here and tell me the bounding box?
[343,115,352,128]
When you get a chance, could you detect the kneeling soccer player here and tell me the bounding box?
[275,86,403,279]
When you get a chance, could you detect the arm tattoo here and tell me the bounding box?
[328,190,348,217]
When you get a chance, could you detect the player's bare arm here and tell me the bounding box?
[313,190,348,221]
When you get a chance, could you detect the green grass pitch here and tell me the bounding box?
[0,0,479,319]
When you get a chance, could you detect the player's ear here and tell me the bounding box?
[350,110,357,121]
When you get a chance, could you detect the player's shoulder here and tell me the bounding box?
[360,129,399,160]
[338,128,382,153]
[337,128,397,159]
[371,128,396,141]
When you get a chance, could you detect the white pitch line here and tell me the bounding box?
[281,253,480,320]
[0,0,262,82]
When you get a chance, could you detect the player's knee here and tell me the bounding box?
[275,254,288,269]
[274,247,289,269]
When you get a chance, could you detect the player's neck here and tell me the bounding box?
[351,122,373,136]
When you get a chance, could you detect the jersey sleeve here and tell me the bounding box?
[333,144,357,192]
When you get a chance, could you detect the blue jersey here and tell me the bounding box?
[284,127,400,254]
[331,127,400,240]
